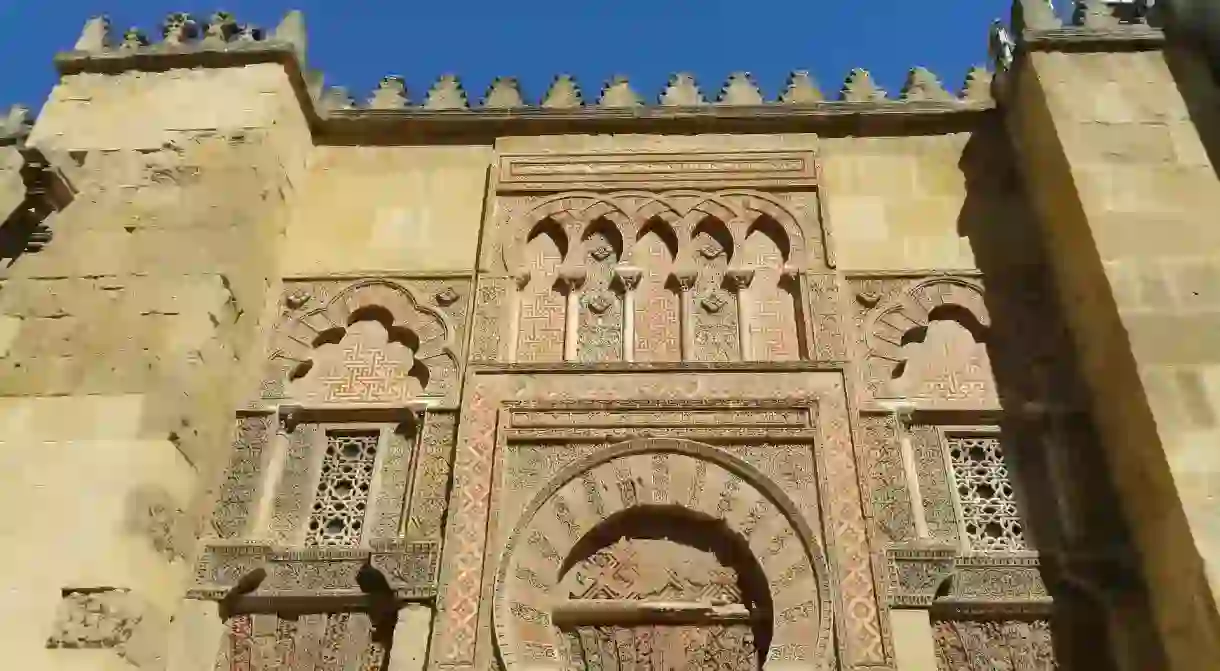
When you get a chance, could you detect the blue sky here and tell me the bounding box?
[0,1,1038,111]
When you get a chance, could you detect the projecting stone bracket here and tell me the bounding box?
[188,539,441,602]
[886,546,1053,616]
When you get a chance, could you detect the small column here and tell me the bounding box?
[506,269,531,364]
[614,264,643,363]
[250,410,294,539]
[557,266,587,363]
[891,402,933,541]
[672,267,699,362]
[724,267,755,361]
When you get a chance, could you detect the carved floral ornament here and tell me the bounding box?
[492,438,833,671]
[498,190,822,277]
[270,279,461,401]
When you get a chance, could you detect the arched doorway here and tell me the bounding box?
[493,440,831,671]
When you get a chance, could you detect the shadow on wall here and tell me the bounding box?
[1164,40,1220,183]
[951,117,1168,670]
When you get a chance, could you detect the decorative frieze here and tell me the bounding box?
[495,151,818,192]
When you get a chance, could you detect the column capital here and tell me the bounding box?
[613,264,643,291]
[724,267,755,291]
[557,266,587,291]
[511,268,532,290]
[671,267,699,291]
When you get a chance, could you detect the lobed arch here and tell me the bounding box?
[501,190,817,275]
[863,278,990,368]
[493,438,833,671]
[270,280,459,398]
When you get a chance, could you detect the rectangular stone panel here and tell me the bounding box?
[496,151,818,191]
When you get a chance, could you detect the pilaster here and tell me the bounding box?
[0,12,313,671]
[1003,3,1220,668]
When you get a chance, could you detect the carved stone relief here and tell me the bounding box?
[489,191,824,365]
[494,440,830,671]
[264,278,469,406]
[909,425,960,546]
[932,618,1056,670]
[860,412,914,545]
[850,275,998,409]
[191,541,440,600]
[47,589,166,670]
[209,415,273,539]
[431,370,885,671]
[406,412,458,540]
[212,611,393,671]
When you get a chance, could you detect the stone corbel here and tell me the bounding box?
[613,264,643,362]
[723,267,755,361]
[672,266,699,361]
[556,266,587,362]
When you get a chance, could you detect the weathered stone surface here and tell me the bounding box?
[0,8,1214,671]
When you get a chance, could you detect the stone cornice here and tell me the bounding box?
[318,100,993,144]
[1022,25,1166,51]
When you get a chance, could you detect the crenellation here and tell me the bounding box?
[659,72,707,106]
[368,76,410,110]
[542,73,583,108]
[900,67,954,102]
[483,76,526,109]
[961,66,994,102]
[716,72,765,105]
[779,70,824,103]
[840,67,887,101]
[597,75,643,108]
[423,74,469,110]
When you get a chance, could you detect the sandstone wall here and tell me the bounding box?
[0,63,310,671]
[283,145,492,275]
[1010,42,1220,670]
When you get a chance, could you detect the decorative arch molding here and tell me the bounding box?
[856,276,996,404]
[499,190,821,274]
[493,438,833,671]
[270,279,461,402]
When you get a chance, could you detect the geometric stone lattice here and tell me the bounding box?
[306,431,380,548]
[947,436,1027,553]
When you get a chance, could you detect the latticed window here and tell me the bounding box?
[947,435,1027,552]
[307,430,380,547]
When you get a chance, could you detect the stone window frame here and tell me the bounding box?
[935,424,1037,556]
[279,403,425,549]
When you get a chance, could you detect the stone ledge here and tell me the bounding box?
[1023,26,1166,51]
[189,539,440,602]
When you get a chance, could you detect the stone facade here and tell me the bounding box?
[0,2,1217,670]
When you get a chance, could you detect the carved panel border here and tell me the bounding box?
[496,151,818,192]
[431,370,887,671]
